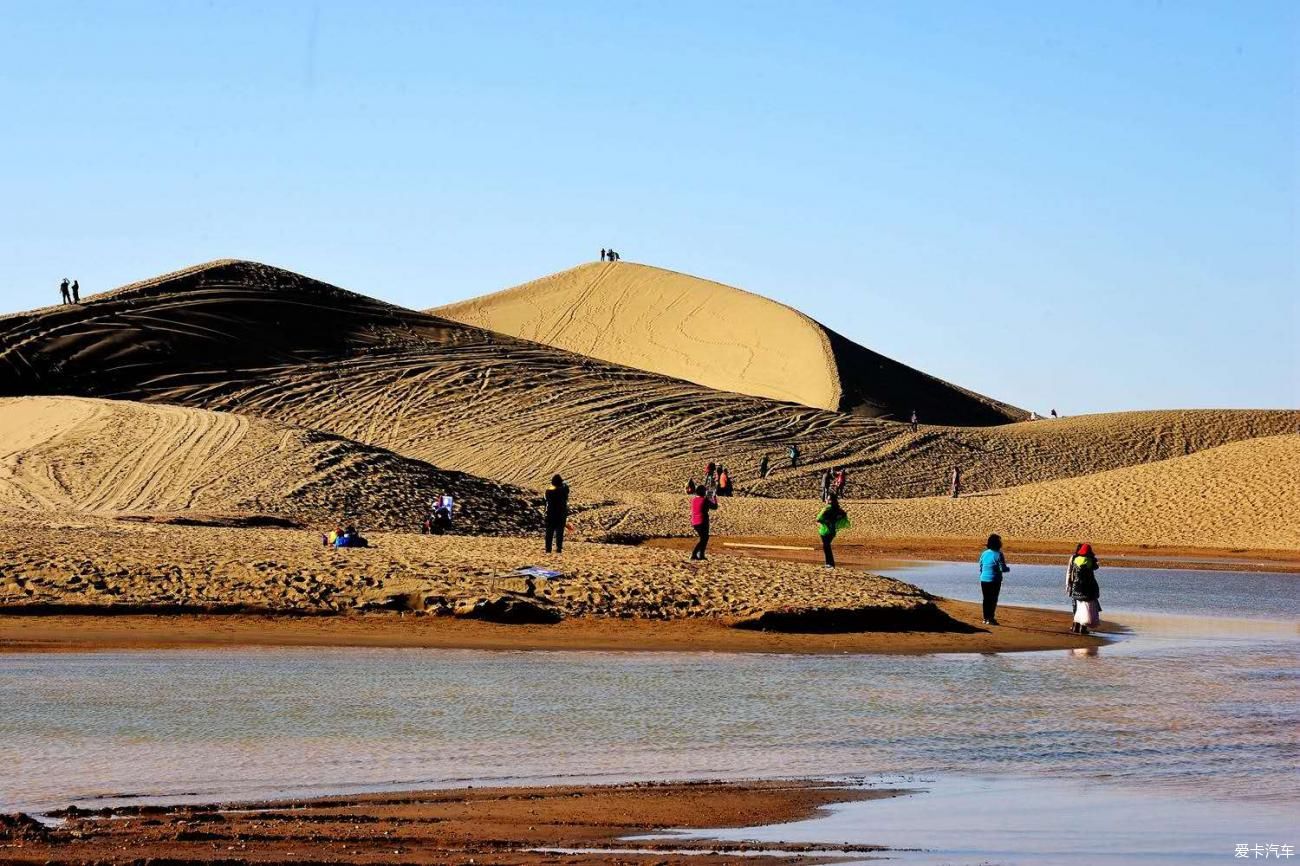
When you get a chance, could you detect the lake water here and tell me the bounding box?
[0,563,1296,864]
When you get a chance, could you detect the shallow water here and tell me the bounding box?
[0,566,1296,864]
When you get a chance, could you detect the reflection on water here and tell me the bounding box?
[0,565,1295,866]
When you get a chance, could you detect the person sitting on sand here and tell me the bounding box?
[689,484,718,561]
[1069,544,1101,634]
[815,494,849,569]
[324,525,343,547]
[978,533,1009,625]
[544,474,570,554]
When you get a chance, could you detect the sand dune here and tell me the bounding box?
[434,261,1023,423]
[0,396,540,533]
[578,434,1300,550]
[1,261,1292,503]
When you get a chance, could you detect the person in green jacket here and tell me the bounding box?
[816,494,850,568]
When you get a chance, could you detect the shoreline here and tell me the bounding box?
[0,598,1104,655]
[643,534,1300,573]
[0,779,901,865]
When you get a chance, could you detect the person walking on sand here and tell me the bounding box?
[833,467,847,497]
[978,534,1010,625]
[950,465,962,498]
[544,474,570,554]
[820,468,833,503]
[59,278,70,305]
[788,443,799,468]
[689,484,718,561]
[759,454,770,479]
[717,465,731,497]
[910,410,918,433]
[815,493,849,568]
[71,280,80,303]
[1069,543,1102,634]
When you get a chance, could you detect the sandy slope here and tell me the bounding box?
[578,435,1300,550]
[1,261,1291,503]
[434,260,1023,423]
[0,396,540,533]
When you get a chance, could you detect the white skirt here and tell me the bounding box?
[1074,600,1100,628]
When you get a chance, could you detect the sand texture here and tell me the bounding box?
[0,261,1291,499]
[580,435,1300,550]
[0,396,540,533]
[435,260,1023,422]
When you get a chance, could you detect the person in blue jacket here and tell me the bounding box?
[978,533,1010,625]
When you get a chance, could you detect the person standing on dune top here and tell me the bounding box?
[71,280,80,303]
[544,474,570,554]
[600,248,607,261]
[978,533,1010,625]
[689,484,718,561]
[59,278,70,304]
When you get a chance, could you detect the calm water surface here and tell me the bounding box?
[0,564,1295,865]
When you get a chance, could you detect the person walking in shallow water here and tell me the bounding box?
[59,278,70,305]
[544,474,569,554]
[689,484,718,561]
[978,533,1010,625]
[815,493,849,568]
[1068,543,1101,634]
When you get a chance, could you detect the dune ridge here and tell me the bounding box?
[434,260,1025,423]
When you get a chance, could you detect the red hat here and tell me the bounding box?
[1078,543,1093,556]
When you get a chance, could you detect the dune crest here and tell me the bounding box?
[434,261,1024,424]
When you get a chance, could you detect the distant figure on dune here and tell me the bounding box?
[544,474,570,554]
[833,467,847,497]
[1051,409,1059,419]
[600,248,607,261]
[71,280,80,303]
[950,465,962,498]
[689,484,718,561]
[423,494,454,534]
[332,524,369,548]
[820,468,833,502]
[608,249,620,261]
[910,410,918,433]
[704,461,718,497]
[717,465,731,496]
[815,493,849,568]
[978,533,1010,625]
[788,443,799,469]
[1068,543,1102,634]
[59,278,70,305]
[759,454,770,479]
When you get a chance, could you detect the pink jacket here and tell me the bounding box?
[690,494,717,527]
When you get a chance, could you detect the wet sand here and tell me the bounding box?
[0,598,1102,655]
[0,780,901,864]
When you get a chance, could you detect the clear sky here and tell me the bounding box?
[2,1,1295,414]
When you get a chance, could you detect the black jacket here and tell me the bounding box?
[544,483,569,526]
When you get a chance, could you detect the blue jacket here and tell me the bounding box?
[979,548,1008,582]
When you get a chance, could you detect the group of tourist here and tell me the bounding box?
[322,524,368,548]
[599,248,622,262]
[58,278,81,304]
[978,534,1102,632]
[819,467,848,501]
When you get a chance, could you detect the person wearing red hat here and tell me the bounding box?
[1068,543,1102,633]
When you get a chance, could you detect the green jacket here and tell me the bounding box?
[816,505,850,538]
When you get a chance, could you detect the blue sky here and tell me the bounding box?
[1,1,1295,414]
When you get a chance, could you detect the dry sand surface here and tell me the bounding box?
[0,396,540,533]
[0,260,1291,498]
[435,260,1022,422]
[0,780,898,865]
[579,434,1300,551]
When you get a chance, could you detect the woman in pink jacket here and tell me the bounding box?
[689,484,719,561]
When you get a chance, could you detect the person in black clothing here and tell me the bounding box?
[759,454,769,479]
[910,410,918,433]
[59,278,70,304]
[71,280,80,303]
[544,474,570,554]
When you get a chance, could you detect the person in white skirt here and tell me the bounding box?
[1068,543,1102,634]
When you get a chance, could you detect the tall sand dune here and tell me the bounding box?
[1,260,1292,499]
[582,435,1300,550]
[0,396,539,533]
[434,261,1023,424]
